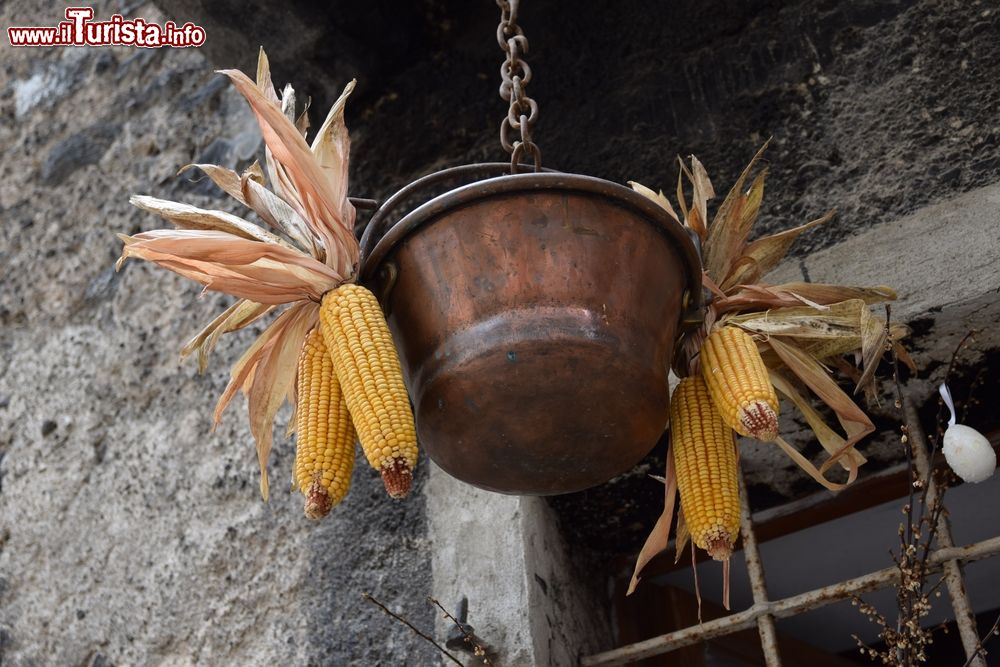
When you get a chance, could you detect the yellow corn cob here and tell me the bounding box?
[701,326,779,441]
[294,327,356,519]
[319,283,418,498]
[670,375,740,560]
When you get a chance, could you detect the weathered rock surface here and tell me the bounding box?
[0,3,431,666]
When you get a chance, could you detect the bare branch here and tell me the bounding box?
[428,597,495,666]
[362,592,466,666]
[962,611,1000,667]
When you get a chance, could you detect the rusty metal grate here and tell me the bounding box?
[582,401,998,667]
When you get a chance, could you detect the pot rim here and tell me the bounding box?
[359,166,705,326]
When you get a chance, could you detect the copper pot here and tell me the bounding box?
[360,165,703,495]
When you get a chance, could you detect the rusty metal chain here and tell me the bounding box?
[497,0,541,173]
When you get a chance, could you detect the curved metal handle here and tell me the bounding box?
[358,162,559,262]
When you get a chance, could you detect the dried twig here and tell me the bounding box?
[362,592,465,666]
[853,312,978,665]
[962,611,1000,667]
[429,597,495,666]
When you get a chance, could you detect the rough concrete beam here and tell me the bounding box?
[768,181,1000,323]
[767,180,1000,387]
[427,465,612,665]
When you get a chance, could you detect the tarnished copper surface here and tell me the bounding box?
[363,172,701,495]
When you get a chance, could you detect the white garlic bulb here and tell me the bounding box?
[939,383,995,484]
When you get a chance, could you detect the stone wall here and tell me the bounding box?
[0,2,432,665]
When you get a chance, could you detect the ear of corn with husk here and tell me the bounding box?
[700,326,779,442]
[295,326,356,518]
[116,49,418,515]
[319,284,418,498]
[629,141,911,594]
[669,376,740,562]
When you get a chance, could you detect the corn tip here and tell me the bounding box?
[381,458,413,499]
[739,400,779,441]
[304,481,333,519]
[705,532,734,561]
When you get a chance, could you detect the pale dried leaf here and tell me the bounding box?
[774,282,897,306]
[690,155,716,221]
[117,229,343,303]
[721,255,763,290]
[256,47,279,104]
[709,170,766,285]
[721,210,833,290]
[675,164,690,226]
[715,283,822,313]
[740,171,765,234]
[181,299,274,373]
[221,69,359,277]
[769,369,866,470]
[200,300,273,373]
[130,195,294,249]
[743,210,831,276]
[181,299,246,361]
[252,61,304,223]
[795,323,902,362]
[213,304,296,428]
[246,301,317,500]
[727,299,867,339]
[266,154,306,223]
[774,436,856,491]
[678,157,712,240]
[295,97,311,137]
[769,337,874,472]
[242,160,266,186]
[628,449,677,595]
[717,283,896,314]
[798,336,865,361]
[687,155,715,242]
[280,82,297,124]
[854,306,888,396]
[242,176,317,255]
[178,164,247,205]
[311,79,357,227]
[704,141,769,279]
[628,181,680,223]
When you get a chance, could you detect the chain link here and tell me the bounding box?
[497,0,541,173]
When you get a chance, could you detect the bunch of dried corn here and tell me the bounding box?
[630,143,908,594]
[118,49,420,518]
[664,325,774,563]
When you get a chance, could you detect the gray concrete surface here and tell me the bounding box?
[428,466,613,666]
[767,180,1000,322]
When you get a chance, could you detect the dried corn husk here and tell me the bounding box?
[629,143,909,593]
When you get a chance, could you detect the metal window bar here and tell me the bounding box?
[582,406,998,667]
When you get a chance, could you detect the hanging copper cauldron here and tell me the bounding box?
[359,163,703,495]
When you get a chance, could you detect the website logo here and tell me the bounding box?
[7,7,206,48]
